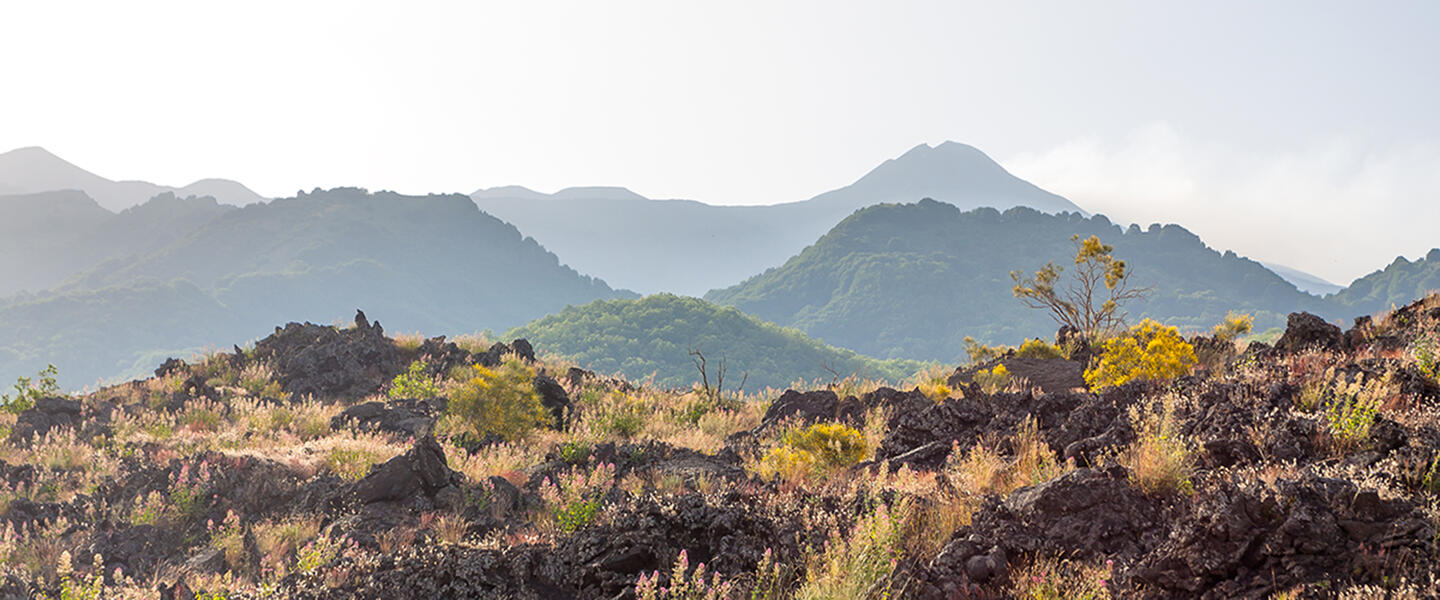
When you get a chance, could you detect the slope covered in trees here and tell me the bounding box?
[1329,248,1440,316]
[507,294,923,391]
[0,188,632,388]
[706,199,1331,361]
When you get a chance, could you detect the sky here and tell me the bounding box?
[1,1,1437,285]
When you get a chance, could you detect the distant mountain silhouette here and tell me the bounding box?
[706,199,1331,361]
[1261,262,1344,296]
[0,190,234,297]
[0,146,265,211]
[472,142,1087,296]
[0,188,631,388]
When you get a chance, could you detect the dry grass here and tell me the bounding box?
[1118,393,1194,495]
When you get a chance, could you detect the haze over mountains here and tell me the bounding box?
[1,141,1437,389]
[472,142,1085,296]
[0,146,265,211]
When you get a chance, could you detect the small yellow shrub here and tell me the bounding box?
[974,364,1011,394]
[1016,339,1065,360]
[1212,312,1254,343]
[758,422,868,482]
[1084,319,1197,389]
[446,357,547,442]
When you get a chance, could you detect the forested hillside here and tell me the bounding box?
[508,294,924,390]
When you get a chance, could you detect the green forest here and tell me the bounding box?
[507,294,924,391]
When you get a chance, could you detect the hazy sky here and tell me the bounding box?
[2,1,1437,284]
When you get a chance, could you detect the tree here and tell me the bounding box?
[1011,235,1148,342]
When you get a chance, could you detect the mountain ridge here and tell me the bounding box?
[0,146,266,210]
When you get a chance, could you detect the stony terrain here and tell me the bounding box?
[1,299,1438,599]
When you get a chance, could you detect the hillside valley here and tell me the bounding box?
[473,142,1085,296]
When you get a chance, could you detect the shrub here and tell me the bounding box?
[757,422,868,484]
[2,364,59,414]
[1119,394,1193,495]
[793,502,906,600]
[538,462,615,535]
[1084,319,1197,389]
[908,364,952,401]
[1411,335,1439,382]
[1212,312,1254,343]
[963,336,1009,366]
[56,551,105,600]
[1016,338,1066,360]
[1324,374,1383,451]
[389,359,438,400]
[446,357,547,441]
[974,364,1011,394]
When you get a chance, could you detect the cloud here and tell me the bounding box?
[1002,124,1440,286]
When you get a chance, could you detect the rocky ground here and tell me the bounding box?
[1,300,1438,599]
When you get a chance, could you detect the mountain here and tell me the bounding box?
[472,142,1087,296]
[0,188,633,388]
[1328,248,1440,316]
[0,190,235,297]
[1261,262,1344,296]
[0,146,265,211]
[507,294,923,391]
[705,199,1331,362]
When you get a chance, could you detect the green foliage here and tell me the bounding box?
[1330,248,1440,316]
[2,364,58,413]
[554,498,602,534]
[389,359,438,400]
[1084,320,1197,389]
[447,358,547,441]
[1412,335,1439,383]
[1326,387,1380,449]
[508,294,921,391]
[705,201,1334,362]
[1016,338,1066,360]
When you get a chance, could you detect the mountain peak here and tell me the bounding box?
[552,186,647,201]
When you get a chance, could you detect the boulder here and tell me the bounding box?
[532,373,572,430]
[353,435,460,505]
[252,310,401,399]
[1275,312,1344,353]
[331,401,435,438]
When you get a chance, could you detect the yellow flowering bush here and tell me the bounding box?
[1084,319,1197,389]
[1015,339,1065,360]
[758,422,868,482]
[974,364,1011,394]
[446,357,548,441]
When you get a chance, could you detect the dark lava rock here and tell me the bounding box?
[332,401,436,438]
[1124,476,1435,598]
[532,373,572,430]
[353,435,461,505]
[83,524,177,582]
[253,311,401,399]
[8,397,78,441]
[971,466,1161,560]
[475,339,536,368]
[8,396,94,443]
[153,357,188,378]
[1275,312,1345,353]
[283,492,804,600]
[411,336,474,376]
[510,339,536,362]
